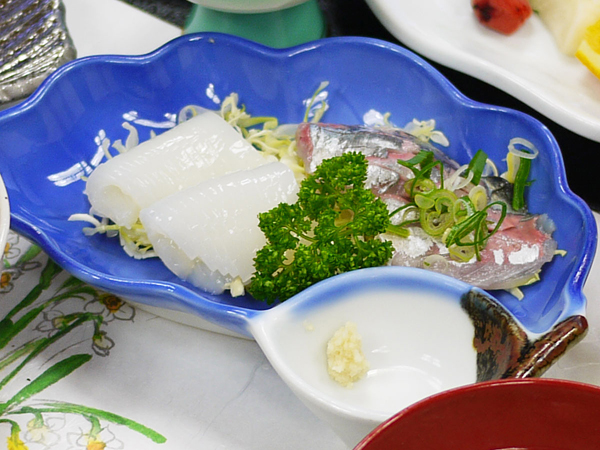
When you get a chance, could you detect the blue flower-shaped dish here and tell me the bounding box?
[0,33,595,341]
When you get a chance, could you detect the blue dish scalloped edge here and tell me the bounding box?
[0,33,595,337]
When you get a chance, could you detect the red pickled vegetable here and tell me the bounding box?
[472,0,532,35]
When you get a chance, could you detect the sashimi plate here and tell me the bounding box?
[0,33,595,339]
[365,0,600,143]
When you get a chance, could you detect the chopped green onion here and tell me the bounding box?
[398,151,444,197]
[394,149,509,260]
[512,156,531,211]
[452,197,475,223]
[444,201,507,261]
[414,193,435,209]
[388,202,418,219]
[404,178,436,197]
[417,189,457,237]
[421,208,454,236]
[398,150,435,170]
[467,149,488,185]
[448,243,475,262]
[508,137,539,160]
[468,185,488,211]
[385,224,411,238]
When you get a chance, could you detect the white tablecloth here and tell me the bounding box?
[0,2,597,448]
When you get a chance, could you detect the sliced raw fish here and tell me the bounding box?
[86,109,269,228]
[139,162,299,294]
[385,213,557,290]
[296,122,558,291]
[296,122,459,201]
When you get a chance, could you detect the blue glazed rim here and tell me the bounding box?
[0,33,596,338]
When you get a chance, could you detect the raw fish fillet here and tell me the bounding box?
[296,122,558,291]
[139,162,299,294]
[385,213,557,290]
[296,122,459,201]
[86,109,269,228]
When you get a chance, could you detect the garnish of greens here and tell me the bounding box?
[395,149,507,263]
[220,81,330,180]
[250,146,518,304]
[248,152,402,304]
[502,137,537,211]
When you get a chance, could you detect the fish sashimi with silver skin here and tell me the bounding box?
[295,122,558,291]
[296,123,460,201]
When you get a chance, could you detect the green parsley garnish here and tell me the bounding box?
[248,152,399,304]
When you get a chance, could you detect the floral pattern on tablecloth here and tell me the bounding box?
[0,231,166,449]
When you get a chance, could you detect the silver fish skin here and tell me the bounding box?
[295,122,558,291]
[296,122,458,201]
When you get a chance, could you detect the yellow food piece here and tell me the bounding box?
[529,0,600,55]
[576,19,600,78]
[326,322,369,388]
[503,151,519,183]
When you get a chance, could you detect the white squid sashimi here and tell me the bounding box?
[86,108,269,228]
[139,162,299,294]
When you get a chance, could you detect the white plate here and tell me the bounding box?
[365,0,600,143]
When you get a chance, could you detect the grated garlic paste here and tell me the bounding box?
[326,322,369,388]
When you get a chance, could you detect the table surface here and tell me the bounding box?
[1,1,600,449]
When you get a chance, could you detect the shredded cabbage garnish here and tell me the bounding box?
[217,85,331,181]
[303,81,330,123]
[111,122,140,154]
[403,119,450,147]
[508,287,525,301]
[68,215,155,259]
[362,111,450,147]
[508,272,542,301]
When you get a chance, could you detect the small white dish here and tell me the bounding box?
[365,0,600,143]
[248,267,586,447]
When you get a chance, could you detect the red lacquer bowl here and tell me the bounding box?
[354,378,600,449]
